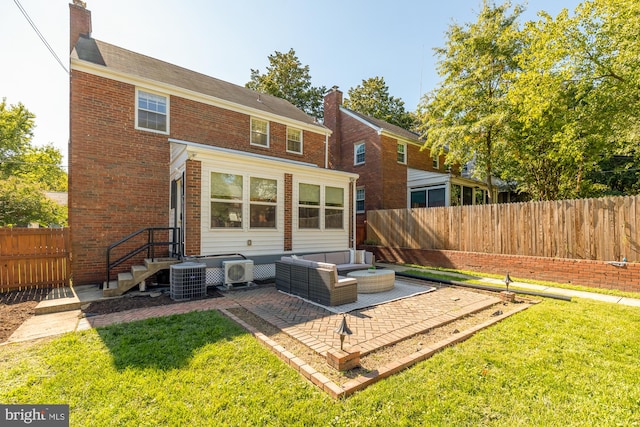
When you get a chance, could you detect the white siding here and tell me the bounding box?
[174,144,357,257]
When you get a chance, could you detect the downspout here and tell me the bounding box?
[325,132,329,169]
[351,177,356,250]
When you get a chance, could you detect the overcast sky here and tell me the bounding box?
[1,0,582,167]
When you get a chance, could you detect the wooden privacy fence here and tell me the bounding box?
[367,195,640,262]
[0,228,70,292]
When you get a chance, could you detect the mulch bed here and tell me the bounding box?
[82,287,224,316]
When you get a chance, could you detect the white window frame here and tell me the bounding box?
[432,155,440,170]
[397,142,407,164]
[297,182,346,230]
[135,89,169,134]
[210,171,280,230]
[251,117,270,147]
[286,127,303,154]
[356,187,365,213]
[354,142,365,165]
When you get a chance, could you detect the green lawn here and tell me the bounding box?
[1,300,639,426]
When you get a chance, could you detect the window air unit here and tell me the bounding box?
[170,262,206,301]
[223,260,254,286]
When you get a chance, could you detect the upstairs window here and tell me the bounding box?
[137,90,168,133]
[432,155,440,170]
[251,118,269,147]
[397,142,407,164]
[286,127,303,154]
[354,143,365,165]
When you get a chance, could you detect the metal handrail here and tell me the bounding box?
[106,227,181,286]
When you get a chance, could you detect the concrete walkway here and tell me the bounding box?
[379,263,640,307]
[3,264,640,345]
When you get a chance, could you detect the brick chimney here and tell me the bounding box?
[324,86,343,170]
[69,0,91,52]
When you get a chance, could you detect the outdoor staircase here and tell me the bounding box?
[103,258,180,297]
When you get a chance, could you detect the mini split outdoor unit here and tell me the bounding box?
[223,260,254,286]
[170,262,206,301]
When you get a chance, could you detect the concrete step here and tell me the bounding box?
[35,284,105,315]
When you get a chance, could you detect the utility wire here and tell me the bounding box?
[13,0,69,75]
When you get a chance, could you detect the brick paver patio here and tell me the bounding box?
[83,280,500,359]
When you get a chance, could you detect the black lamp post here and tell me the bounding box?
[504,272,512,292]
[335,314,352,351]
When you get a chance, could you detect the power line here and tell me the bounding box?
[13,0,69,75]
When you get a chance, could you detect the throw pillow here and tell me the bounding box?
[349,249,355,264]
[355,250,366,264]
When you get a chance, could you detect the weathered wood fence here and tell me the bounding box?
[366,195,640,262]
[0,228,71,292]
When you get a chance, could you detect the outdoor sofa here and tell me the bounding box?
[274,250,374,306]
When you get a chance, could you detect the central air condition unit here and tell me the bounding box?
[170,262,206,301]
[223,260,254,287]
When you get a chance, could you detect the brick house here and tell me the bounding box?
[69,2,357,287]
[323,87,492,244]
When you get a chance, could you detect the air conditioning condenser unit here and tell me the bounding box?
[223,260,254,287]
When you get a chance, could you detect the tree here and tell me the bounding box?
[502,0,640,199]
[343,77,415,130]
[246,48,326,120]
[418,1,524,204]
[0,176,66,227]
[0,99,67,226]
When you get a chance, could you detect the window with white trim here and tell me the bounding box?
[249,177,277,228]
[251,118,269,147]
[356,187,365,213]
[210,172,243,228]
[298,183,320,229]
[397,142,407,164]
[354,142,365,165]
[432,155,440,170]
[137,90,168,133]
[325,186,344,229]
[286,127,303,154]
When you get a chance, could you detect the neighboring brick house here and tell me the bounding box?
[69,3,357,286]
[323,87,491,244]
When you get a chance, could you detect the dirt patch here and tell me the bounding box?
[0,288,51,343]
[227,294,528,386]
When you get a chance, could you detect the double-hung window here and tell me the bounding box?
[397,142,407,164]
[137,90,168,133]
[250,177,277,228]
[325,186,344,229]
[432,155,440,170]
[298,184,345,229]
[251,118,269,147]
[210,172,243,228]
[286,127,303,154]
[354,142,365,165]
[356,187,365,213]
[298,183,320,229]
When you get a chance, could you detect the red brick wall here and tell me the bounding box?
[70,70,327,284]
[69,71,169,285]
[170,97,325,167]
[184,159,201,256]
[367,246,640,293]
[69,3,91,52]
[380,134,406,210]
